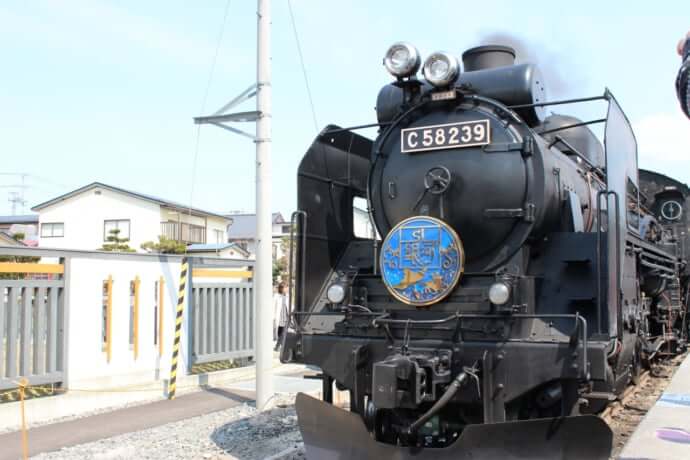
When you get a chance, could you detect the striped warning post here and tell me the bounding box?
[168,257,188,400]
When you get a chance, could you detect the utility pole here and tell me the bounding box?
[8,192,20,215]
[254,0,274,411]
[1,173,29,215]
[194,0,274,410]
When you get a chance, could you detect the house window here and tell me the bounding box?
[104,219,130,241]
[213,229,225,244]
[281,224,291,235]
[41,222,64,238]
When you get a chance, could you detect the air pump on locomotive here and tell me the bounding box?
[279,42,689,459]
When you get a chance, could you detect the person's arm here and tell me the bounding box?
[677,33,690,118]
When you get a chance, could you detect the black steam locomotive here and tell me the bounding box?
[280,43,689,459]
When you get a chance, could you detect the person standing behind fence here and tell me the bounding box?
[273,282,288,350]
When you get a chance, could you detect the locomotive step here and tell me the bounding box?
[582,391,617,401]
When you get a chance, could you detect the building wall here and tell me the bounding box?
[160,209,206,227]
[229,239,257,256]
[206,216,229,244]
[37,187,161,252]
[353,207,377,239]
[159,210,228,245]
[272,221,290,237]
[66,255,187,388]
[189,247,249,259]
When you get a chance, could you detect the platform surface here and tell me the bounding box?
[619,355,690,460]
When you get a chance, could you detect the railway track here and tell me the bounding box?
[602,353,687,459]
[600,370,652,423]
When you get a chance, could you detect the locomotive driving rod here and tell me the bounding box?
[407,363,479,434]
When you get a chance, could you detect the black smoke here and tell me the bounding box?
[475,31,573,97]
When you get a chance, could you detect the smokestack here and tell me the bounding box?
[462,45,516,71]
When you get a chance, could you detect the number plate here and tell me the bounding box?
[400,120,491,154]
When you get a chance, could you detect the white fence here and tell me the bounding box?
[0,246,254,392]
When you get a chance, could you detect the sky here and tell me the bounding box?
[1,0,689,217]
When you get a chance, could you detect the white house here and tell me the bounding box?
[32,182,231,253]
[226,212,291,261]
[186,243,252,259]
[0,214,39,246]
[0,231,24,246]
[226,208,377,262]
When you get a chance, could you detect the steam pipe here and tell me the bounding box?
[408,369,471,434]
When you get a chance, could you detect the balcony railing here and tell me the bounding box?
[161,221,206,244]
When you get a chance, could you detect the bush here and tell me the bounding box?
[141,235,187,254]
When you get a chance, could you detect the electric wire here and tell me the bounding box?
[287,0,319,133]
[185,0,233,253]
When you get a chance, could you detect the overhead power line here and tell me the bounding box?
[186,0,233,252]
[287,0,319,133]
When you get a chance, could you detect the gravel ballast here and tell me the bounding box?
[33,395,305,460]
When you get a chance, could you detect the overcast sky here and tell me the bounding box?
[1,0,689,216]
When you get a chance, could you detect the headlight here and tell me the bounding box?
[488,282,511,305]
[383,42,421,78]
[423,51,460,87]
[327,283,346,304]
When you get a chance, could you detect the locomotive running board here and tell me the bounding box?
[296,393,612,460]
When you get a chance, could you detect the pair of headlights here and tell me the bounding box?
[327,280,511,306]
[383,42,460,88]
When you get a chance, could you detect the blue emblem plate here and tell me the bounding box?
[380,216,464,307]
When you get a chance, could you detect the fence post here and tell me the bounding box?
[158,276,164,357]
[186,257,194,374]
[168,257,188,399]
[106,275,113,363]
[57,257,69,384]
[133,275,140,360]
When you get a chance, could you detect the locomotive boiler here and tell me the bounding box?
[280,42,688,459]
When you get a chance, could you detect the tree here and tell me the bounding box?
[101,228,135,252]
[272,235,291,285]
[272,257,287,285]
[0,232,39,279]
[140,235,187,254]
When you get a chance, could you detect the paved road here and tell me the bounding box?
[0,388,249,460]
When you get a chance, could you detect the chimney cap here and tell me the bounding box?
[462,45,516,71]
[462,45,516,59]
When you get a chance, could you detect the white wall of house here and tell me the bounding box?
[37,187,160,252]
[353,206,377,240]
[160,209,205,227]
[206,216,229,245]
[272,221,290,237]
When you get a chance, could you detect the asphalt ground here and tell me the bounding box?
[0,388,249,460]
